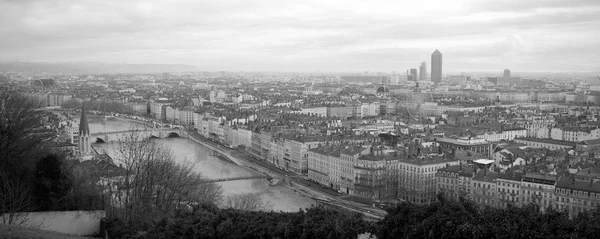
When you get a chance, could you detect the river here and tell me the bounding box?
[86,117,315,212]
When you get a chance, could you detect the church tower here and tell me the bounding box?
[79,103,91,158]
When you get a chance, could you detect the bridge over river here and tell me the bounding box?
[93,128,279,185]
[91,128,187,142]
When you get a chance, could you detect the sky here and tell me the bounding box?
[1,0,600,73]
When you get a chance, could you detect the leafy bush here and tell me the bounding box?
[376,194,600,239]
[105,204,373,239]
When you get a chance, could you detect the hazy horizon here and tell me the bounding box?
[1,0,599,73]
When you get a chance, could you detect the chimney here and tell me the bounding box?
[590,178,594,187]
[572,177,576,185]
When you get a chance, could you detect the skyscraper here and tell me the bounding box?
[410,69,418,82]
[504,69,511,77]
[431,49,443,84]
[419,62,427,81]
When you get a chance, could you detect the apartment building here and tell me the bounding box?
[523,116,555,137]
[471,169,499,208]
[149,100,172,120]
[354,147,398,200]
[477,128,527,142]
[520,173,556,213]
[554,176,600,218]
[496,171,523,208]
[514,138,575,150]
[436,137,493,159]
[165,107,194,125]
[300,107,327,117]
[360,102,380,118]
[436,163,476,201]
[273,135,325,174]
[550,127,600,142]
[398,155,458,204]
[340,146,370,194]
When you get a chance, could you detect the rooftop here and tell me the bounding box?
[515,137,576,147]
[435,137,490,146]
[555,176,600,193]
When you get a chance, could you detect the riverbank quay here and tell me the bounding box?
[76,111,386,219]
[187,131,387,220]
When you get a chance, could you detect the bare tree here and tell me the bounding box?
[0,173,33,225]
[109,131,222,222]
[0,93,53,223]
[0,93,53,174]
[223,193,273,211]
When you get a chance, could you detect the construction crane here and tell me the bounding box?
[597,76,600,80]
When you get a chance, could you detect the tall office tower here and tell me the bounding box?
[410,69,418,82]
[504,69,511,77]
[419,62,427,81]
[431,49,443,84]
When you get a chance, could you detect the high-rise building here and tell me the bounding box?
[504,69,511,77]
[410,69,418,82]
[431,49,443,84]
[419,62,427,81]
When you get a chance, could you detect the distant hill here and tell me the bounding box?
[0,61,198,74]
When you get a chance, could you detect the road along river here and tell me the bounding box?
[86,117,315,212]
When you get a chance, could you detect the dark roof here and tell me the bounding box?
[341,146,367,156]
[399,154,458,166]
[376,86,389,93]
[473,170,498,182]
[515,137,576,147]
[581,139,600,145]
[555,176,600,194]
[522,172,556,182]
[358,153,397,162]
[79,103,90,134]
[497,170,523,181]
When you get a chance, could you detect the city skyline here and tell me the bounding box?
[1,0,599,72]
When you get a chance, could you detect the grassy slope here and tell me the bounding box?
[0,224,93,239]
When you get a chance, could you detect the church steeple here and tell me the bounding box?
[78,103,91,158]
[79,103,90,135]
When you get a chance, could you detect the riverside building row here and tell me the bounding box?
[436,162,600,218]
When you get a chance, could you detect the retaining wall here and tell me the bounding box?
[2,210,105,236]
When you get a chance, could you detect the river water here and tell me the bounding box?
[87,117,315,212]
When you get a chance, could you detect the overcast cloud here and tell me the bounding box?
[1,0,599,72]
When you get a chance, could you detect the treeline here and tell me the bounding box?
[375,195,600,239]
[105,204,373,239]
[105,193,600,239]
